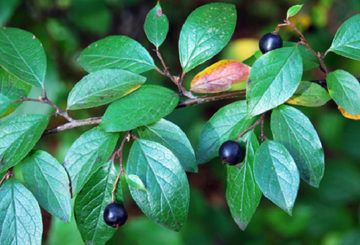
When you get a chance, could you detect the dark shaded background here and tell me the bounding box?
[2,0,360,244]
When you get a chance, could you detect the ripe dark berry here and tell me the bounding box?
[259,33,283,54]
[219,140,245,165]
[103,202,128,228]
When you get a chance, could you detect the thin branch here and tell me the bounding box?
[43,117,102,135]
[0,168,13,187]
[111,132,131,202]
[237,113,266,141]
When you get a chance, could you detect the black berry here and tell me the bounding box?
[103,202,128,228]
[259,33,283,54]
[219,140,245,165]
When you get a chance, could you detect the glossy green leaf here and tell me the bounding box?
[78,35,155,73]
[226,131,261,230]
[144,2,169,48]
[22,150,72,222]
[0,179,42,245]
[254,140,300,214]
[327,70,360,115]
[0,114,49,172]
[126,174,147,192]
[127,139,190,231]
[179,3,236,72]
[247,47,303,116]
[75,161,121,245]
[242,50,262,66]
[286,4,303,19]
[196,100,256,164]
[329,14,360,60]
[271,105,325,187]
[136,119,197,173]
[0,67,31,117]
[67,69,146,110]
[286,81,331,107]
[63,127,119,195]
[101,85,179,132]
[0,27,46,87]
[283,42,319,71]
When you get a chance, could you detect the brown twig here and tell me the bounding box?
[111,132,131,202]
[237,113,266,141]
[43,117,102,135]
[0,168,14,187]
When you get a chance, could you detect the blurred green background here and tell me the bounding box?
[2,0,360,244]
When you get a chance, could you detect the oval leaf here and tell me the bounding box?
[271,105,325,187]
[67,69,146,110]
[286,81,331,107]
[286,4,303,19]
[283,42,319,71]
[0,67,31,117]
[338,106,360,120]
[136,118,197,173]
[22,150,72,222]
[0,114,49,172]
[127,139,190,231]
[329,14,360,60]
[144,2,169,48]
[101,85,179,132]
[254,140,300,214]
[327,69,360,115]
[247,46,303,116]
[179,3,236,72]
[63,127,119,195]
[78,35,155,74]
[0,27,46,87]
[75,161,121,245]
[190,60,250,93]
[0,179,43,245]
[126,174,147,191]
[196,100,257,164]
[226,131,261,230]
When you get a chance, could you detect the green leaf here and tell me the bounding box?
[67,69,146,110]
[74,161,121,245]
[144,2,169,48]
[286,4,303,19]
[126,174,147,191]
[329,14,360,60]
[127,139,190,231]
[286,81,331,107]
[0,114,49,172]
[271,105,325,187]
[0,67,31,117]
[0,27,47,87]
[21,150,72,222]
[179,3,236,72]
[254,140,300,214]
[226,131,261,230]
[78,35,155,74]
[247,46,303,116]
[101,85,179,132]
[242,50,262,66]
[0,179,42,245]
[196,100,256,164]
[63,127,119,195]
[327,70,360,115]
[136,119,197,173]
[283,42,319,71]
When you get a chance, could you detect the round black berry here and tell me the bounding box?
[259,33,283,54]
[103,202,128,228]
[219,140,245,165]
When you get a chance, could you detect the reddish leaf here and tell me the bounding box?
[190,60,250,93]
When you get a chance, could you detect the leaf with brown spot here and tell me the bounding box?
[190,60,250,93]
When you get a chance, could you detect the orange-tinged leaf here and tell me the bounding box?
[338,106,360,120]
[190,60,250,93]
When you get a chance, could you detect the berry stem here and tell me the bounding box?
[237,113,266,141]
[0,168,14,187]
[111,132,131,203]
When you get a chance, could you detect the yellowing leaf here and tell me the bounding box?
[190,60,250,93]
[338,106,360,120]
[222,38,259,62]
